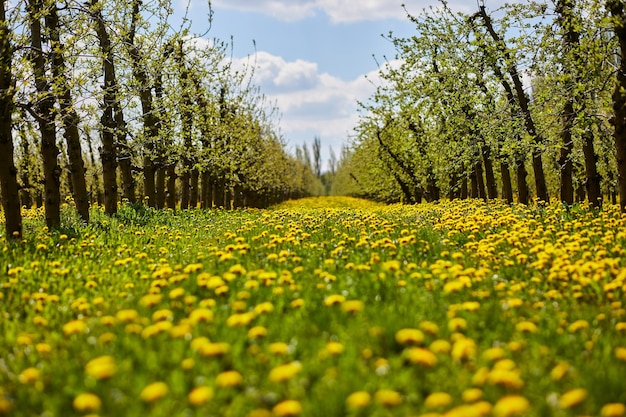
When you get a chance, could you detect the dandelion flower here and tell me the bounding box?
[188,386,213,406]
[272,400,302,416]
[18,367,40,384]
[248,326,268,339]
[346,391,371,409]
[462,388,483,403]
[72,393,101,412]
[493,395,529,417]
[325,342,344,355]
[62,319,87,336]
[269,362,302,383]
[216,370,243,387]
[558,388,587,409]
[395,328,424,345]
[404,347,438,367]
[269,342,290,355]
[374,389,403,407]
[85,355,117,380]
[615,347,626,361]
[601,403,626,417]
[140,381,169,402]
[341,300,364,313]
[424,392,452,409]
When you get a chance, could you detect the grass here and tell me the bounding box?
[0,196,625,417]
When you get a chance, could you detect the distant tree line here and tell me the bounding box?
[0,0,320,239]
[333,0,626,212]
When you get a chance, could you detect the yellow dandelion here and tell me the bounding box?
[254,302,274,315]
[395,328,425,345]
[188,386,213,406]
[374,389,403,407]
[290,298,305,308]
[420,321,439,335]
[424,392,452,409]
[140,381,169,402]
[404,347,438,367]
[462,388,483,403]
[85,355,117,380]
[272,400,302,416]
[615,347,626,361]
[515,321,538,333]
[72,393,101,412]
[559,388,587,409]
[323,294,345,306]
[226,312,254,327]
[248,326,268,339]
[550,362,570,381]
[62,319,87,336]
[448,317,467,332]
[601,403,626,417]
[341,300,364,313]
[568,320,589,333]
[198,342,230,357]
[429,339,451,354]
[216,370,243,387]
[18,367,40,384]
[487,369,524,390]
[346,391,371,409]
[482,347,506,361]
[269,342,290,355]
[325,342,344,355]
[269,362,302,383]
[116,309,139,322]
[492,395,529,417]
[451,337,476,361]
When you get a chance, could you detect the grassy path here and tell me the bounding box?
[1,197,626,416]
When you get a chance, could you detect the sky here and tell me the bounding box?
[174,0,511,170]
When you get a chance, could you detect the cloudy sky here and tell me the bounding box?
[174,1,505,169]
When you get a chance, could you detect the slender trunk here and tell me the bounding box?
[515,155,529,204]
[607,0,626,212]
[46,3,89,221]
[558,98,575,204]
[500,161,514,204]
[88,0,118,215]
[166,164,177,209]
[582,128,602,207]
[85,132,102,205]
[482,145,498,199]
[0,1,20,238]
[470,167,478,199]
[190,168,199,208]
[155,165,166,209]
[475,159,486,200]
[27,0,61,228]
[201,171,211,208]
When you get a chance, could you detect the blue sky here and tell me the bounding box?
[175,1,510,169]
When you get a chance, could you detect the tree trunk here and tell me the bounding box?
[27,0,61,228]
[166,164,177,209]
[500,161,514,204]
[607,0,626,212]
[46,3,89,222]
[0,1,21,238]
[155,165,166,209]
[482,145,498,199]
[515,155,529,205]
[201,171,211,208]
[88,0,119,215]
[581,128,602,207]
[190,168,199,208]
[475,159,486,200]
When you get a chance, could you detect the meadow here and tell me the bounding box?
[1,196,625,417]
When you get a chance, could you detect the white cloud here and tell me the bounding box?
[210,0,511,23]
[231,51,401,165]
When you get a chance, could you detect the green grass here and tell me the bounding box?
[1,197,625,417]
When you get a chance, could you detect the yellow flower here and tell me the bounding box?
[290,298,305,308]
[140,381,169,402]
[323,294,345,306]
[515,321,538,333]
[492,395,529,417]
[72,393,101,412]
[448,317,467,332]
[346,391,371,409]
[269,362,302,383]
[404,347,438,367]
[558,388,587,409]
[568,320,589,333]
[429,339,451,354]
[424,392,452,409]
[601,403,626,417]
[18,367,40,384]
[254,302,274,315]
[550,362,570,381]
[451,337,476,361]
[341,300,364,313]
[248,326,268,339]
[395,328,424,345]
[482,347,506,361]
[487,369,524,390]
[116,309,139,322]
[374,389,403,407]
[325,342,344,355]
[269,342,290,355]
[188,386,213,406]
[189,308,213,324]
[85,355,117,380]
[216,370,243,387]
[461,388,483,403]
[615,347,626,361]
[226,312,254,327]
[198,342,230,357]
[419,321,439,335]
[272,400,302,416]
[62,319,87,336]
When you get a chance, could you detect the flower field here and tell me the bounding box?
[1,196,626,417]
